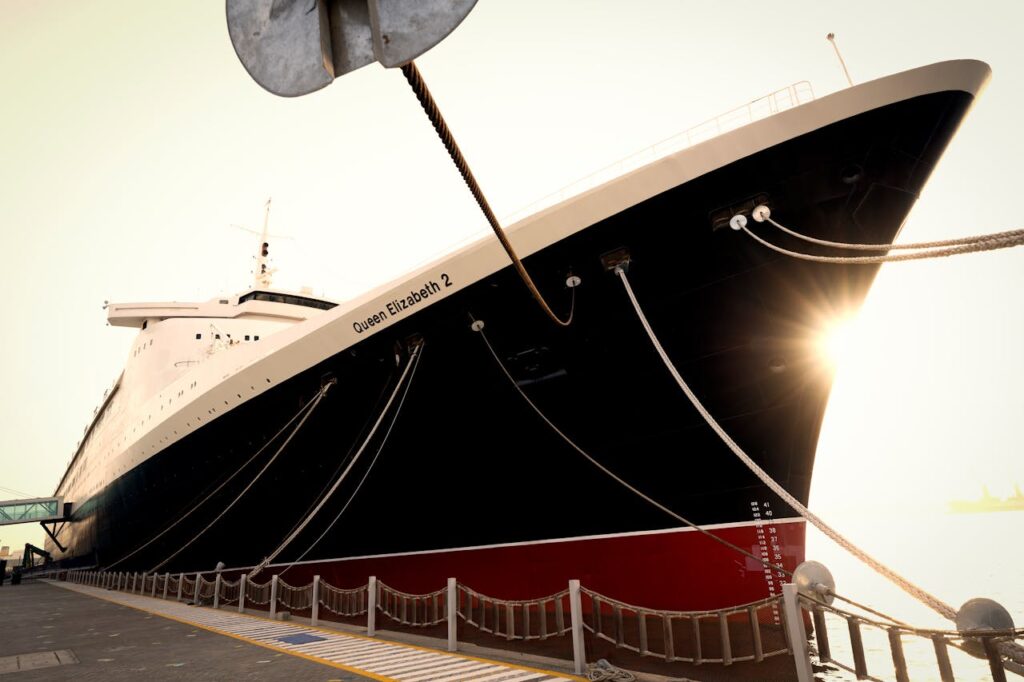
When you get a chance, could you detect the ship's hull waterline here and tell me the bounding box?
[50,66,982,610]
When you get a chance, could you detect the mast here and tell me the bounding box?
[254,198,273,288]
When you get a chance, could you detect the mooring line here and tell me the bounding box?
[147,383,333,574]
[104,388,329,572]
[249,343,424,579]
[472,321,796,581]
[278,346,425,578]
[615,265,959,621]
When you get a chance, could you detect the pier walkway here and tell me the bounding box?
[39,580,580,682]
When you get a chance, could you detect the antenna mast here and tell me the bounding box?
[254,198,273,288]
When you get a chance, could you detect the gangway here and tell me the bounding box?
[0,497,71,551]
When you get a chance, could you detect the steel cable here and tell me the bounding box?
[401,62,572,327]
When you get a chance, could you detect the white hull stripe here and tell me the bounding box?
[52,581,580,681]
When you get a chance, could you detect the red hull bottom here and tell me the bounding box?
[256,520,806,611]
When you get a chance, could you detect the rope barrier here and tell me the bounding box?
[277,344,425,578]
[401,61,573,327]
[249,343,424,579]
[615,266,959,622]
[147,383,332,573]
[103,389,329,571]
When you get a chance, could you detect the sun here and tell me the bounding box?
[819,315,859,368]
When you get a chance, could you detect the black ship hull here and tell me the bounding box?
[52,88,974,610]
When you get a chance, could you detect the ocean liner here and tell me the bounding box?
[47,59,989,610]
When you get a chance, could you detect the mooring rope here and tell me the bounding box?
[277,346,424,578]
[758,206,1024,252]
[401,61,573,327]
[476,322,911,626]
[147,383,332,573]
[249,343,423,579]
[473,322,795,579]
[615,266,959,621]
[735,208,1024,264]
[272,368,398,557]
[103,388,329,572]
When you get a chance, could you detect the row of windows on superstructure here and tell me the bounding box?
[194,333,261,341]
[133,338,154,357]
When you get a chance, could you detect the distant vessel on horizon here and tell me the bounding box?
[948,484,1024,514]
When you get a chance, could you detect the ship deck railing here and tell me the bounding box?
[500,80,815,226]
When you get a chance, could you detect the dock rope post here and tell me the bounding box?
[239,574,247,613]
[367,576,377,637]
[569,579,586,675]
[447,577,458,652]
[151,574,157,598]
[163,573,169,600]
[131,572,137,593]
[782,584,813,682]
[177,572,183,602]
[193,572,200,604]
[311,576,320,626]
[270,574,278,619]
[115,572,121,591]
[213,574,222,610]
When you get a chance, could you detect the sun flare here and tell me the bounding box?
[819,315,860,368]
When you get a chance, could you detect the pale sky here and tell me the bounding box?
[1,0,1021,612]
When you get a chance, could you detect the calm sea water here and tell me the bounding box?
[806,508,1023,681]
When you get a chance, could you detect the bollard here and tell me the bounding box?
[367,576,377,637]
[131,572,137,593]
[177,572,184,601]
[447,578,457,652]
[311,576,320,626]
[151,573,157,598]
[270,575,279,619]
[239,574,247,613]
[781,584,813,682]
[213,575,222,610]
[116,572,122,591]
[193,572,201,604]
[163,573,169,600]
[569,579,586,676]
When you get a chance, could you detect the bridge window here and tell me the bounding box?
[196,333,202,340]
[238,291,336,310]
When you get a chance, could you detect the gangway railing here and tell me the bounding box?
[43,567,1024,681]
